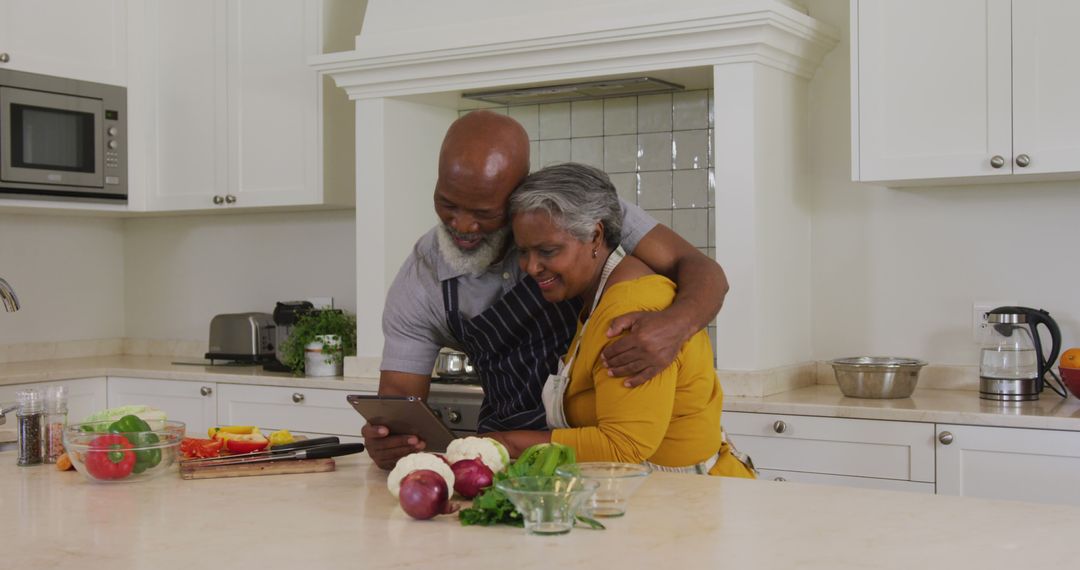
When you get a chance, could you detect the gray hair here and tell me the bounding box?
[509,163,623,249]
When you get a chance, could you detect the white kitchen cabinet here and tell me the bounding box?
[106,377,217,437]
[757,469,935,494]
[851,0,1080,184]
[723,411,936,491]
[0,0,127,86]
[935,423,1080,506]
[0,377,108,425]
[216,383,371,439]
[130,0,356,212]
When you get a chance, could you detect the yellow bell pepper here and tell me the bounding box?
[268,429,295,446]
[208,425,258,440]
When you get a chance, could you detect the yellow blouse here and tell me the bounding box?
[550,275,750,477]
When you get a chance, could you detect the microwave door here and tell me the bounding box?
[0,86,104,189]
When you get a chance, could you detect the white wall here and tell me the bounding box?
[0,213,125,343]
[804,0,1080,366]
[124,210,356,342]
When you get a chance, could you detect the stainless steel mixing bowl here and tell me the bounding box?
[829,357,927,399]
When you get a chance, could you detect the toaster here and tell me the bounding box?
[205,312,276,363]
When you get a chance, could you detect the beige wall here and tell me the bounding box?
[123,210,356,342]
[804,0,1080,365]
[0,213,125,343]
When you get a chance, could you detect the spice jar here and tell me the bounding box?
[44,385,68,464]
[16,388,44,466]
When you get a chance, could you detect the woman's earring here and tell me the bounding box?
[592,249,597,258]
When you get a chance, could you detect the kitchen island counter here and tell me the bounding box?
[3,452,1078,569]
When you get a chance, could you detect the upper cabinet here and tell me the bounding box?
[128,0,356,212]
[0,0,128,86]
[851,0,1080,185]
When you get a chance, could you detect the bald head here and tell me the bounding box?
[438,111,530,204]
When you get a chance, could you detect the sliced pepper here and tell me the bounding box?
[268,429,295,447]
[108,414,161,474]
[85,434,136,480]
[208,425,257,438]
[180,437,223,459]
[223,432,269,454]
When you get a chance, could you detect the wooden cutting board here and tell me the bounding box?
[180,457,336,480]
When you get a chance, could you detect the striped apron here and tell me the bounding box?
[443,276,581,433]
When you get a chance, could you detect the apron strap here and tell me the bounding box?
[561,246,626,374]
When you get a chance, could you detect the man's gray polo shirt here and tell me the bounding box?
[381,199,659,376]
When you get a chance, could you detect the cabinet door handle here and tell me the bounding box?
[1015,154,1031,168]
[773,477,787,482]
[990,155,1006,169]
[938,431,954,445]
[213,195,224,205]
[200,386,213,397]
[0,53,9,63]
[225,194,237,204]
[292,392,305,404]
[772,420,787,434]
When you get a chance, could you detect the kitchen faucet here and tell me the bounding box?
[0,277,19,311]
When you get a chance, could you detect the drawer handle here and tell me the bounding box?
[938,431,953,445]
[772,420,787,434]
[773,477,787,482]
[1015,154,1031,168]
[292,392,305,404]
[990,155,1005,169]
[0,53,9,63]
[200,386,213,397]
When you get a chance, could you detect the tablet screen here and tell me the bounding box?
[346,394,456,453]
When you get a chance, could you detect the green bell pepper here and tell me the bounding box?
[108,414,161,474]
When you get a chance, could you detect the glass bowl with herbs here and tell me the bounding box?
[63,417,185,483]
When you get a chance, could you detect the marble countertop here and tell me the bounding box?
[3,355,1079,430]
[0,355,482,397]
[725,385,1080,431]
[4,451,1079,569]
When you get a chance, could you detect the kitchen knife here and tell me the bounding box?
[192,443,366,467]
[181,436,341,464]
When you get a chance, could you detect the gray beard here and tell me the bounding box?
[435,224,511,276]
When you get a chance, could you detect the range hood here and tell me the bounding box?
[312,0,839,375]
[463,77,684,106]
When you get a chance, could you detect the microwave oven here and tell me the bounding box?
[0,69,126,202]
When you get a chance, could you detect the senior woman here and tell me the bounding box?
[485,163,754,477]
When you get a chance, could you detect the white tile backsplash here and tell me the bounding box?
[571,100,604,138]
[571,136,604,170]
[604,134,638,173]
[639,171,673,210]
[674,91,709,130]
[509,105,540,141]
[638,93,673,133]
[539,139,572,167]
[673,129,709,170]
[493,89,715,250]
[538,102,571,140]
[604,96,637,135]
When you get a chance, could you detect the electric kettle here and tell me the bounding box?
[979,306,1065,401]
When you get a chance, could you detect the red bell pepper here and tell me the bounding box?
[85,434,136,480]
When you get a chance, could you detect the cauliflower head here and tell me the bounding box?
[445,437,509,473]
[387,452,455,498]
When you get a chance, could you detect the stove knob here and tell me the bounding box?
[432,409,442,420]
[447,410,462,424]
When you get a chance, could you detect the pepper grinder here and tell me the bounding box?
[16,388,44,466]
[44,386,68,463]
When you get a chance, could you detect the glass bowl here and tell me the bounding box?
[495,476,599,535]
[63,420,186,483]
[555,462,652,517]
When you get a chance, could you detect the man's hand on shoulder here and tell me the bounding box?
[602,309,694,387]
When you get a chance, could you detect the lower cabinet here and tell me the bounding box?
[935,423,1080,506]
[0,377,108,426]
[723,411,935,490]
[215,383,371,442]
[107,377,218,437]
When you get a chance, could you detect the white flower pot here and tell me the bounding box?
[305,334,343,377]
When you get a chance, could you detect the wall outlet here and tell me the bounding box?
[307,297,334,309]
[972,301,1014,341]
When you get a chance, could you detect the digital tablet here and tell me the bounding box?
[346,394,456,453]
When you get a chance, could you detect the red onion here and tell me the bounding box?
[398,469,450,520]
[450,458,494,499]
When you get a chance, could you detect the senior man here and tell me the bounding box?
[364,110,729,469]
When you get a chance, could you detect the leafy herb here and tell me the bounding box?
[278,309,358,375]
[459,473,522,527]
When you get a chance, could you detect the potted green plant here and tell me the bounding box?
[279,309,358,376]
